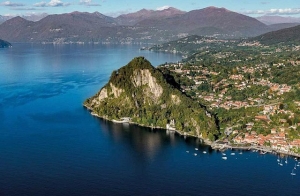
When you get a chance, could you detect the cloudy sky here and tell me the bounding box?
[1,0,300,17]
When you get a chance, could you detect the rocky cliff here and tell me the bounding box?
[84,57,220,141]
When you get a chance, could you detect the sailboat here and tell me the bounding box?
[285,157,288,164]
[291,169,296,176]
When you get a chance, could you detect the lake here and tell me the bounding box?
[0,44,299,196]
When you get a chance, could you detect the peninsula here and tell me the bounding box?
[84,57,220,141]
[0,38,11,48]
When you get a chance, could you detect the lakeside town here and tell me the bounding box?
[158,40,300,156]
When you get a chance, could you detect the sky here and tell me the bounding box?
[1,0,300,17]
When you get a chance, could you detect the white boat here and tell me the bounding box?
[203,151,207,154]
[285,158,288,164]
[222,157,227,160]
[194,153,197,156]
[195,148,198,151]
[278,161,283,166]
[239,152,243,155]
[222,153,226,156]
[291,169,296,176]
[231,153,235,155]
[186,151,189,153]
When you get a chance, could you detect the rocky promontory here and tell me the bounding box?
[0,38,11,48]
[84,57,220,141]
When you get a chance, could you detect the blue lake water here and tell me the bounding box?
[0,44,299,196]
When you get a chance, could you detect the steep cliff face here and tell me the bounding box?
[131,69,163,101]
[84,57,220,141]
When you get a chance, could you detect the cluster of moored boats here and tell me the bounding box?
[186,148,244,160]
[277,156,299,176]
[186,148,208,156]
[187,147,299,176]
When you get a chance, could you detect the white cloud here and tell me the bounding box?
[34,0,70,7]
[79,0,101,6]
[156,5,170,11]
[1,1,24,7]
[244,8,300,15]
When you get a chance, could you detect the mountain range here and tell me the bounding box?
[0,13,48,24]
[0,6,299,44]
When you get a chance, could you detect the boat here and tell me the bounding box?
[291,169,296,176]
[278,161,283,166]
[186,151,189,153]
[239,152,243,155]
[195,148,198,151]
[285,158,288,164]
[231,153,235,155]
[222,157,227,160]
[194,153,197,156]
[203,151,207,154]
[222,153,226,156]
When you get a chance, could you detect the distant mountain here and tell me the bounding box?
[0,12,121,43]
[0,14,47,24]
[257,15,300,25]
[0,15,12,24]
[0,7,296,43]
[268,23,300,32]
[254,24,300,44]
[22,13,48,22]
[136,6,269,37]
[116,7,185,26]
[0,38,11,48]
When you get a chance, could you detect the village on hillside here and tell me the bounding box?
[159,43,300,155]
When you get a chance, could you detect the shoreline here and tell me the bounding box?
[84,104,212,144]
[84,104,299,159]
[211,142,300,158]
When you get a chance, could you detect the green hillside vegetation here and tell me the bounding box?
[253,25,300,45]
[85,57,220,141]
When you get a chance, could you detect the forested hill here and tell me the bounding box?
[0,38,11,48]
[253,24,300,44]
[84,57,220,141]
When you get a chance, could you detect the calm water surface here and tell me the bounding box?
[0,44,299,196]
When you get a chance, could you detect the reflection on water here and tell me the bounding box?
[97,117,211,160]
